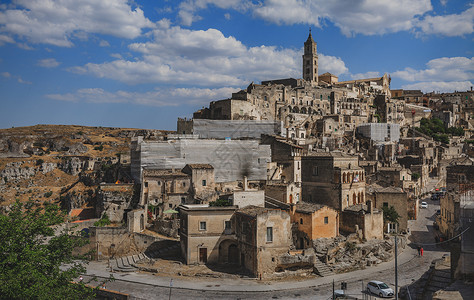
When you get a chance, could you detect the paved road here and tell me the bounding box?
[85,183,446,299]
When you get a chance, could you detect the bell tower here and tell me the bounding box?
[302,29,318,85]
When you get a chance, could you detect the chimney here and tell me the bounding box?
[243,176,248,191]
[366,200,372,213]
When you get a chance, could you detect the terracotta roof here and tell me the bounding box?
[319,72,337,77]
[237,205,276,217]
[374,186,404,193]
[143,168,188,177]
[69,208,96,220]
[185,164,214,169]
[295,202,326,213]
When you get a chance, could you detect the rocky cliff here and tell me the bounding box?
[0,125,167,212]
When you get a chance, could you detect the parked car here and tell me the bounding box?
[366,281,394,298]
[421,201,428,208]
[431,194,439,201]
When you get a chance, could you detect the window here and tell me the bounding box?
[199,221,207,231]
[169,204,172,208]
[312,166,319,176]
[266,227,273,242]
[181,197,186,204]
[324,216,328,224]
[202,180,207,186]
[383,202,388,208]
[224,220,231,233]
[157,181,161,185]
[183,182,186,187]
[300,218,303,224]
[144,182,148,187]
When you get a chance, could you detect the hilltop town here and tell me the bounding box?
[1,32,473,298]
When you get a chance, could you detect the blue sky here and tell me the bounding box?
[0,0,473,130]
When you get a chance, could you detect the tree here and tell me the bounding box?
[0,200,97,299]
[382,206,400,224]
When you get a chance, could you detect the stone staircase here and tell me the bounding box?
[420,257,452,299]
[110,242,181,273]
[313,256,334,277]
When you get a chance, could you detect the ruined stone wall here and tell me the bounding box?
[96,184,136,223]
[374,191,408,232]
[89,227,157,259]
[340,210,383,240]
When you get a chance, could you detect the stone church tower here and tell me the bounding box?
[302,29,318,85]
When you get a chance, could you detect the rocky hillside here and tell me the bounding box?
[0,125,166,208]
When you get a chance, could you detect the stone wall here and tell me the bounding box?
[89,226,159,259]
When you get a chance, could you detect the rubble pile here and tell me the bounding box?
[313,235,406,273]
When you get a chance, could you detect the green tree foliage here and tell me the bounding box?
[93,214,111,227]
[382,206,400,224]
[417,117,464,143]
[0,201,96,299]
[209,198,232,207]
[411,173,420,181]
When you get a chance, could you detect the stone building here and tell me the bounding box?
[264,182,300,204]
[190,31,391,140]
[290,202,339,248]
[141,168,191,218]
[261,134,303,184]
[179,204,294,278]
[372,186,409,233]
[182,164,217,203]
[340,201,384,240]
[301,152,366,211]
[141,164,217,219]
[179,204,238,265]
[234,206,292,278]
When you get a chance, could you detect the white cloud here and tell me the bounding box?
[350,71,380,80]
[319,54,348,76]
[178,0,472,38]
[17,77,31,84]
[99,40,110,47]
[0,0,154,47]
[46,87,239,106]
[37,58,60,68]
[72,23,349,87]
[393,57,474,93]
[179,0,433,36]
[0,34,14,45]
[1,71,31,84]
[416,5,474,37]
[178,0,250,25]
[402,81,473,93]
[392,57,474,82]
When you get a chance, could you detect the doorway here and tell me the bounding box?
[199,248,207,263]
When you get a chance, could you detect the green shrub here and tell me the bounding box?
[209,198,232,207]
[94,214,111,227]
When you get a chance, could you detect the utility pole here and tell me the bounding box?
[333,279,335,300]
[411,109,415,154]
[395,235,398,300]
[169,278,173,300]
